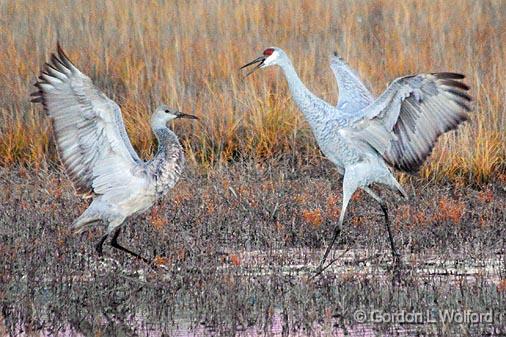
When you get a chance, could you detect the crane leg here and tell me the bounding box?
[315,174,356,273]
[362,187,402,273]
[95,234,108,256]
[110,227,151,265]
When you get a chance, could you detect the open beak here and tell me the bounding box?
[240,56,266,77]
[176,112,199,120]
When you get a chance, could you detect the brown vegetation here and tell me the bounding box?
[0,0,504,183]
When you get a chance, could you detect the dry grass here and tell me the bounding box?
[0,0,504,182]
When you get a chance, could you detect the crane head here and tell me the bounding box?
[240,47,281,77]
[151,105,198,129]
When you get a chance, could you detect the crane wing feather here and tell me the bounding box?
[348,73,471,172]
[31,44,143,194]
[330,53,374,115]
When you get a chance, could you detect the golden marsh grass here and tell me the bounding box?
[0,0,504,183]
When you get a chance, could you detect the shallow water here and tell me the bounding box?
[2,167,505,336]
[2,249,505,337]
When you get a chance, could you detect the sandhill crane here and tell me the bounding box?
[31,44,198,263]
[241,47,471,272]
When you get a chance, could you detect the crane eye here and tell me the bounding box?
[164,109,170,113]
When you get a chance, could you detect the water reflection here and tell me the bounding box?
[2,251,504,337]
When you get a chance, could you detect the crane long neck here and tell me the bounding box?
[152,127,183,160]
[152,125,167,143]
[279,59,336,128]
[149,126,185,193]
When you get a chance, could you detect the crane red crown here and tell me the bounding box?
[263,48,275,56]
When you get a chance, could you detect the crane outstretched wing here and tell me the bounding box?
[330,52,374,115]
[346,73,471,172]
[31,44,143,194]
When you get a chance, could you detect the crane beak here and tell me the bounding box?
[176,112,199,120]
[240,56,266,77]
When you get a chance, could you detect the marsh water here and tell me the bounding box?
[1,166,505,336]
[2,248,505,337]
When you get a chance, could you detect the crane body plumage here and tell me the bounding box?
[73,126,185,234]
[275,51,397,190]
[31,44,197,262]
[241,47,471,273]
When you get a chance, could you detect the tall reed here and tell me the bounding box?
[0,0,504,182]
